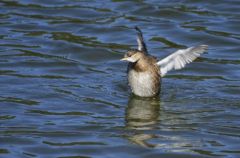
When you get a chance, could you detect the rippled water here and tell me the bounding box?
[0,0,240,157]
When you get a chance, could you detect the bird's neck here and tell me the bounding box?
[132,58,149,72]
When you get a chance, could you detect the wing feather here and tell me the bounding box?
[157,45,208,77]
[135,26,148,54]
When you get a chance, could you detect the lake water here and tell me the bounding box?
[0,0,240,157]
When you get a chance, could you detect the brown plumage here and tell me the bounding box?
[125,50,160,97]
[121,27,208,97]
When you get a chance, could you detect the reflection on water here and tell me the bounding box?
[125,95,160,148]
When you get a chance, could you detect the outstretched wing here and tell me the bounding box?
[157,45,208,77]
[135,26,148,54]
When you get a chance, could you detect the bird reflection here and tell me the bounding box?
[125,95,160,148]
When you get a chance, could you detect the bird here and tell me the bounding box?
[121,27,208,97]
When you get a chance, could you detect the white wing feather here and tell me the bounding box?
[157,45,208,77]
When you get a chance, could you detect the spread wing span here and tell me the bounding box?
[157,45,208,77]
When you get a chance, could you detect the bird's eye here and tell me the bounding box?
[126,53,131,57]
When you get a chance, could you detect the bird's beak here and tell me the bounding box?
[120,57,128,61]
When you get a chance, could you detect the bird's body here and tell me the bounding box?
[127,52,160,97]
[121,27,208,97]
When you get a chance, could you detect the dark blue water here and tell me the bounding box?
[0,0,240,157]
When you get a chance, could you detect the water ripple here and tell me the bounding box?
[0,0,239,158]
[0,96,39,105]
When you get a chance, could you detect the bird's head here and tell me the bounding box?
[120,50,144,63]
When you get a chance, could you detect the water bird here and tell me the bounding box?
[121,27,208,97]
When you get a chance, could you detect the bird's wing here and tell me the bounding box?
[157,45,208,77]
[135,26,148,54]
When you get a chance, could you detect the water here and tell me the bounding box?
[0,0,240,157]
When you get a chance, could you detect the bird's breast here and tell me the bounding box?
[128,69,160,97]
